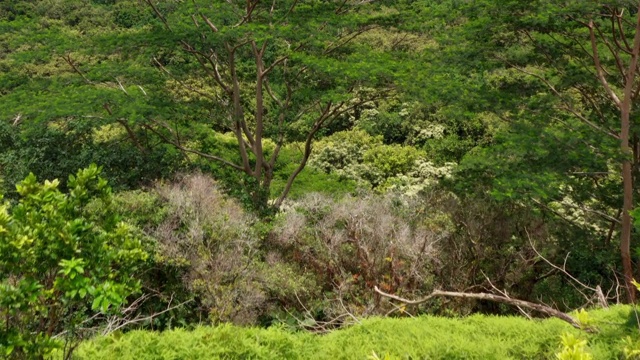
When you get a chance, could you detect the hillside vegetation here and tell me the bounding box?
[66,306,639,360]
[3,0,640,358]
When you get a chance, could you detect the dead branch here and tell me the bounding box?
[101,298,193,335]
[53,294,192,340]
[526,229,609,308]
[374,286,586,330]
[115,119,147,154]
[481,271,533,320]
[286,291,360,333]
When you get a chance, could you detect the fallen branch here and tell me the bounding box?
[374,286,586,331]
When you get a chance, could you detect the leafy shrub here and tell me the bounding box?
[0,119,180,197]
[363,144,425,178]
[0,165,148,359]
[555,333,592,360]
[66,305,640,360]
[309,129,382,175]
[380,159,455,196]
[355,98,428,145]
[308,129,454,193]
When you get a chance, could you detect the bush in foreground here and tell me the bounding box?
[65,306,638,360]
[0,166,149,359]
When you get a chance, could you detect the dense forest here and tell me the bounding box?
[3,0,640,358]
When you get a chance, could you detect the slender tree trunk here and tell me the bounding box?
[253,41,265,183]
[619,4,640,303]
[621,111,635,303]
[588,6,640,302]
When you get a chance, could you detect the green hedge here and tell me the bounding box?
[63,306,638,359]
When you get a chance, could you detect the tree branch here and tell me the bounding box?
[143,121,245,171]
[508,64,620,139]
[200,14,218,33]
[373,286,586,330]
[273,101,333,208]
[143,0,171,31]
[588,20,623,108]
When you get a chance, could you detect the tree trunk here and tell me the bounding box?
[621,119,635,303]
[618,4,640,302]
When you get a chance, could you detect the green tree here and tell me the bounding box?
[0,165,148,359]
[430,0,640,302]
[139,0,397,212]
[0,1,182,194]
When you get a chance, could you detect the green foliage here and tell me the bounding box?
[309,129,454,194]
[0,165,148,358]
[310,129,382,173]
[2,2,639,354]
[0,0,183,196]
[574,309,594,331]
[555,333,592,360]
[270,143,357,200]
[363,144,424,181]
[65,306,640,360]
[623,336,640,359]
[0,119,181,197]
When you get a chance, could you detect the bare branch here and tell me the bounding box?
[115,119,147,154]
[593,22,627,83]
[143,121,245,171]
[62,55,93,84]
[200,14,218,32]
[525,229,609,309]
[279,0,299,23]
[226,43,252,173]
[236,0,260,26]
[115,78,129,95]
[374,286,585,330]
[103,299,194,335]
[206,50,232,94]
[262,56,288,76]
[588,20,623,108]
[323,25,377,55]
[616,11,634,53]
[273,101,333,208]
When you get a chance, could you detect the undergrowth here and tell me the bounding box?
[57,305,639,359]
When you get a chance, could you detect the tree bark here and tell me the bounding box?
[621,136,635,303]
[618,3,640,303]
[252,41,266,184]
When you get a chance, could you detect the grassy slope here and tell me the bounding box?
[67,305,639,359]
